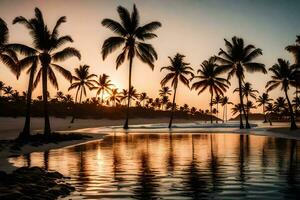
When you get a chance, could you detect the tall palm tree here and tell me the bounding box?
[216,36,266,129]
[191,57,229,124]
[161,53,193,128]
[93,73,113,105]
[0,18,20,78]
[101,4,161,129]
[212,94,222,123]
[68,65,96,122]
[256,93,273,123]
[221,96,233,122]
[266,59,298,129]
[159,86,172,97]
[12,8,81,137]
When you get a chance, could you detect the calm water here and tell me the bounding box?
[9,133,300,200]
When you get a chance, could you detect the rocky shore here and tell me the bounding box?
[0,167,74,200]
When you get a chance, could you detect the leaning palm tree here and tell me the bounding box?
[68,65,96,123]
[232,103,243,117]
[256,93,273,123]
[101,4,161,129]
[161,53,194,128]
[191,57,229,124]
[216,36,266,129]
[12,8,81,137]
[0,18,20,78]
[221,96,233,123]
[93,73,114,104]
[159,86,172,97]
[266,59,297,129]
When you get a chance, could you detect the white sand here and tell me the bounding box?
[0,117,194,140]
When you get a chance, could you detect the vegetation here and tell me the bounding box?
[0,4,299,143]
[101,4,161,129]
[161,53,194,128]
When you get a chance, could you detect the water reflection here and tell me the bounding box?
[9,133,300,200]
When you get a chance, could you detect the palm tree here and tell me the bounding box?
[265,103,275,124]
[292,96,300,115]
[120,87,139,106]
[212,94,222,123]
[161,95,170,110]
[286,36,300,103]
[234,82,258,120]
[256,93,273,123]
[273,97,287,117]
[93,73,113,105]
[12,8,81,137]
[232,103,242,116]
[101,4,161,129]
[216,36,266,129]
[55,91,65,102]
[191,57,229,124]
[120,89,128,105]
[245,101,256,117]
[221,96,233,123]
[161,53,193,128]
[139,92,148,107]
[4,86,13,97]
[266,59,297,129]
[68,65,96,122]
[0,81,5,96]
[108,88,121,106]
[0,18,20,78]
[159,86,172,97]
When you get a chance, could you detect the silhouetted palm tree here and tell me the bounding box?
[212,94,222,123]
[69,65,96,122]
[55,91,65,102]
[139,92,148,107]
[221,96,233,122]
[232,103,242,116]
[191,57,229,123]
[234,82,258,119]
[159,86,172,97]
[12,8,81,136]
[108,88,121,106]
[265,103,275,123]
[161,53,193,128]
[0,18,19,78]
[216,36,266,129]
[273,97,287,117]
[0,81,5,96]
[257,93,273,123]
[266,59,297,129]
[245,101,256,117]
[161,95,169,110]
[101,4,161,129]
[286,36,300,100]
[93,73,113,104]
[4,86,13,97]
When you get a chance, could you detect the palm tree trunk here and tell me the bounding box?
[101,92,104,105]
[210,92,213,124]
[169,82,178,128]
[124,56,133,129]
[238,78,245,129]
[284,88,297,130]
[216,103,219,123]
[42,65,51,136]
[222,105,225,123]
[71,88,80,123]
[19,69,35,140]
[263,104,267,123]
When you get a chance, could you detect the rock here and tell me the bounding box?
[46,171,63,179]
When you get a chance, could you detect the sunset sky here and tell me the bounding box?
[0,0,299,115]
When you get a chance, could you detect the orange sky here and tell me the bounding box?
[0,0,299,117]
